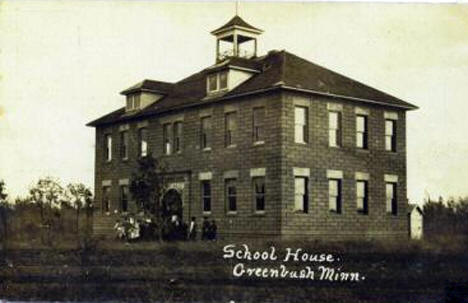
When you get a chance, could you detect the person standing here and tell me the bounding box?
[188,217,197,241]
[201,217,210,240]
[209,220,217,241]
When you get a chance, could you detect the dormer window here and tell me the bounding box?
[126,94,141,111]
[207,71,228,93]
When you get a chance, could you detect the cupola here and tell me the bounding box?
[211,15,263,63]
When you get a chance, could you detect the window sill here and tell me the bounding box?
[253,211,266,216]
[329,145,342,149]
[226,211,237,216]
[356,148,369,152]
[253,141,265,146]
[226,144,237,149]
[294,141,308,145]
[202,211,212,216]
[292,210,308,214]
[329,210,342,215]
[202,147,212,152]
[121,158,129,162]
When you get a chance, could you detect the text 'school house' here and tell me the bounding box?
[87,16,418,240]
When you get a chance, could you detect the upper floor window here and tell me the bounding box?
[138,128,148,157]
[294,106,308,143]
[120,131,128,160]
[329,179,342,213]
[225,179,237,213]
[356,115,368,149]
[253,177,266,213]
[126,94,141,111]
[104,134,112,162]
[386,182,397,215]
[201,181,211,213]
[163,123,172,155]
[385,119,396,152]
[225,112,237,147]
[201,116,212,150]
[356,180,368,214]
[207,71,228,93]
[294,177,308,213]
[253,107,265,144]
[174,122,183,153]
[120,185,129,212]
[329,111,342,147]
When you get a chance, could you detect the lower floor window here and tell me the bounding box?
[386,182,397,215]
[120,185,129,212]
[253,177,265,212]
[226,179,237,213]
[102,186,111,213]
[294,177,308,213]
[356,180,368,214]
[201,181,211,213]
[329,179,342,213]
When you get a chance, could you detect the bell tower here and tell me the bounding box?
[211,15,263,62]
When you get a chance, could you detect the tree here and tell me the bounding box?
[0,180,9,244]
[29,177,65,244]
[65,183,93,236]
[129,153,166,240]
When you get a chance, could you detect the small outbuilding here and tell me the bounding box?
[408,204,424,240]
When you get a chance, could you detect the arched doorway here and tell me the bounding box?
[161,188,183,220]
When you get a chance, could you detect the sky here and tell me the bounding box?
[1,1,468,204]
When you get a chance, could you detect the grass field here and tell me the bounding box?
[1,236,467,302]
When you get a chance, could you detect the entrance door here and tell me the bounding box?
[161,189,183,220]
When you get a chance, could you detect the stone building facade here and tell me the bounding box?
[88,16,417,240]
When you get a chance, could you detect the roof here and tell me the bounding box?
[87,50,418,127]
[409,204,424,215]
[120,79,174,95]
[211,15,263,35]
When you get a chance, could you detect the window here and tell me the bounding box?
[201,116,212,149]
[102,186,111,213]
[208,74,217,92]
[126,94,141,110]
[329,111,342,147]
[225,179,237,213]
[386,182,397,215]
[329,179,342,213]
[356,180,368,214]
[294,177,308,213]
[201,181,211,213]
[253,107,265,143]
[253,177,265,212]
[174,122,183,153]
[104,134,112,162]
[385,120,396,152]
[219,71,228,89]
[356,115,368,149]
[120,185,129,212]
[225,112,237,147]
[163,123,172,155]
[294,106,308,143]
[120,131,128,160]
[138,128,148,157]
[207,72,229,93]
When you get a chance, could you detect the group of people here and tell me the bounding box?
[164,215,217,241]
